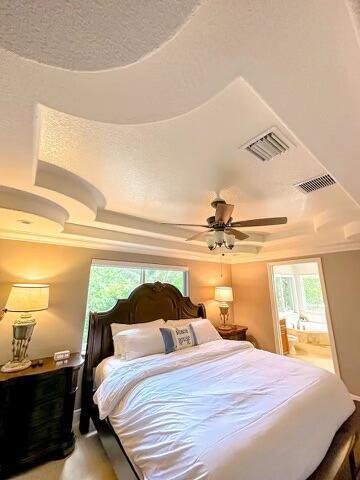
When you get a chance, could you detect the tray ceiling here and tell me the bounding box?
[0,0,360,263]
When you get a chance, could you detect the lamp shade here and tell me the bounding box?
[6,284,49,312]
[214,286,233,302]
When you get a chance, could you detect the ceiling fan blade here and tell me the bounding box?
[186,230,213,242]
[230,217,288,228]
[224,228,249,241]
[215,203,234,224]
[161,222,210,227]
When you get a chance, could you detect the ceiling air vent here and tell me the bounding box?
[245,130,290,161]
[295,174,336,194]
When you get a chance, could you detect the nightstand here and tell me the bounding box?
[216,324,248,341]
[0,353,84,478]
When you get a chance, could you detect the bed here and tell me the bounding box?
[80,282,360,480]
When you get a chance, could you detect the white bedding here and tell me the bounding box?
[95,355,126,387]
[94,340,354,480]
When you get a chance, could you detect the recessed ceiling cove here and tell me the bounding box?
[0,0,201,71]
[0,186,68,233]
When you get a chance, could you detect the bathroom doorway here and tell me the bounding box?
[268,259,338,375]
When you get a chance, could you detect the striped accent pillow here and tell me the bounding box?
[159,325,197,354]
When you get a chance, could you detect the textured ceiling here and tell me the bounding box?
[38,79,339,224]
[0,0,201,71]
[0,0,360,262]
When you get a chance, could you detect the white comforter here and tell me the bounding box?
[94,340,354,480]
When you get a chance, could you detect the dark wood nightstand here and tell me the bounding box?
[0,353,84,478]
[216,324,248,341]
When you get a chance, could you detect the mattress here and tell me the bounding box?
[94,340,354,480]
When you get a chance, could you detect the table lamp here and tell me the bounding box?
[1,284,49,373]
[215,286,233,330]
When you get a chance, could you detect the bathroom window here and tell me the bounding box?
[300,274,325,313]
[81,261,188,352]
[274,275,295,313]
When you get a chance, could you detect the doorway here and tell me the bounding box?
[268,259,339,375]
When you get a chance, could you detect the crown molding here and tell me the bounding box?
[1,225,359,266]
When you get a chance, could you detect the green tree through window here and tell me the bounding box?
[144,269,184,291]
[82,264,187,352]
[301,275,324,312]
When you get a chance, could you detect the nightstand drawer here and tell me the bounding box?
[29,372,67,402]
[27,397,65,427]
[20,419,64,449]
[4,372,67,406]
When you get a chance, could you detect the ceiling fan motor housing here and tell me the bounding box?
[207,215,233,227]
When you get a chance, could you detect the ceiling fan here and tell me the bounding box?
[162,197,287,251]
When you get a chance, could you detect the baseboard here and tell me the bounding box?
[351,394,360,402]
[73,408,81,426]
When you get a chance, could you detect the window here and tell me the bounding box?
[274,274,295,313]
[81,262,188,352]
[300,274,324,313]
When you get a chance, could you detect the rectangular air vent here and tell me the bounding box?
[245,131,290,161]
[295,174,336,193]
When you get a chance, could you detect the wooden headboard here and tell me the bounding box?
[80,282,206,432]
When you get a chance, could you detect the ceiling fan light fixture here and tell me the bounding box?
[225,233,235,249]
[206,230,235,251]
[214,230,224,244]
[206,234,216,250]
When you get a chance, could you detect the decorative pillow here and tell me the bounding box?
[159,325,197,354]
[113,326,165,360]
[166,318,201,327]
[190,319,221,345]
[111,319,164,356]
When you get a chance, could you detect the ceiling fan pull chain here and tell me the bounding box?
[219,249,225,278]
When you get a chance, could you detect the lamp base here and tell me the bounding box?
[1,358,32,373]
[219,303,232,331]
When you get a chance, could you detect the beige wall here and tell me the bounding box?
[0,239,232,364]
[232,250,360,396]
[232,261,276,353]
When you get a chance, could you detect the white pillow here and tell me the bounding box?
[111,319,164,336]
[113,326,165,360]
[111,319,164,356]
[166,318,201,327]
[190,319,221,345]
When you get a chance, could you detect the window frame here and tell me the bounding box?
[91,259,189,294]
[274,273,296,314]
[82,260,189,353]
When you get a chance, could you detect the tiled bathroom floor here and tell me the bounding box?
[287,342,335,373]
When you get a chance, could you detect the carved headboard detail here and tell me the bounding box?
[80,282,206,431]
